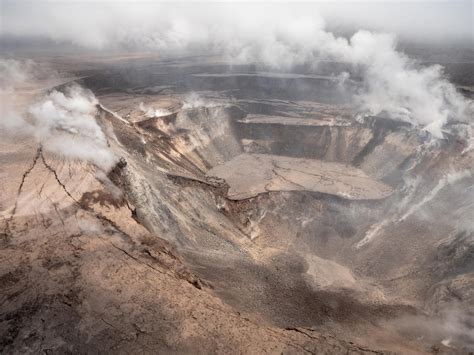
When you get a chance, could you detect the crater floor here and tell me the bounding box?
[1,53,473,354]
[207,153,393,200]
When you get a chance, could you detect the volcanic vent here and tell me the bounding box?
[88,56,473,350]
[2,55,473,354]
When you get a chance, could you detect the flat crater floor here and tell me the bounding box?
[207,153,393,200]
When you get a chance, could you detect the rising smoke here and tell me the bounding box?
[1,2,471,138]
[29,86,117,170]
[139,102,172,118]
[0,59,116,171]
[0,58,40,134]
[390,305,474,351]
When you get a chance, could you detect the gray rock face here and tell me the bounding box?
[2,54,473,354]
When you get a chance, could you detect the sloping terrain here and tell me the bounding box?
[1,54,473,354]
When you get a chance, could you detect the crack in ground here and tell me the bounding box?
[284,327,383,354]
[270,168,307,191]
[109,242,166,275]
[40,151,138,245]
[6,147,139,249]
[39,150,79,204]
[4,146,43,236]
[17,147,43,198]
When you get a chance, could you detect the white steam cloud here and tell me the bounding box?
[398,170,472,223]
[182,93,220,110]
[0,59,116,171]
[221,25,470,137]
[1,3,471,138]
[0,58,39,133]
[391,306,474,351]
[139,102,172,118]
[0,58,35,88]
[29,86,117,170]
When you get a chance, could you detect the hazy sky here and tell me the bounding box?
[1,0,472,49]
[1,1,472,147]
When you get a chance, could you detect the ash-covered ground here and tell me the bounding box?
[0,50,472,354]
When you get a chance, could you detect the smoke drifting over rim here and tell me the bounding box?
[1,1,472,138]
[0,59,117,171]
[1,1,472,48]
[28,86,117,171]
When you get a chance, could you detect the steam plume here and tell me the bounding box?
[0,59,116,171]
[1,3,471,138]
[29,86,117,170]
[139,102,172,118]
